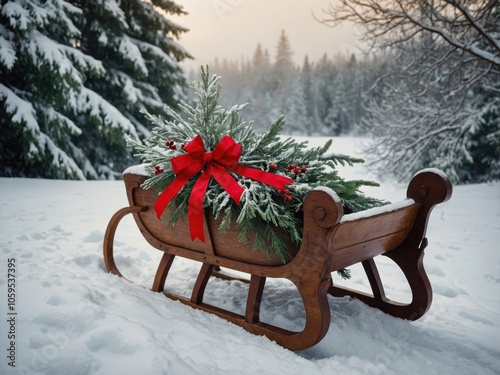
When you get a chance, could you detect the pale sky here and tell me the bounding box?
[171,0,361,69]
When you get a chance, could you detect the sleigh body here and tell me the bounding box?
[103,168,452,350]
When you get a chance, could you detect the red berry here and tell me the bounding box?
[301,166,307,172]
[284,189,290,195]
[277,189,283,195]
[154,165,164,175]
[293,167,300,174]
[287,195,293,202]
[172,145,176,150]
[270,163,277,170]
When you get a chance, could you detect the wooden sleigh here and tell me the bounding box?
[103,168,452,351]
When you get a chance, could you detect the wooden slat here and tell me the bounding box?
[362,258,386,301]
[152,253,175,292]
[245,275,266,323]
[329,231,411,270]
[331,204,421,251]
[191,263,214,305]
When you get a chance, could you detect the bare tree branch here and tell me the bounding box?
[320,0,500,66]
[318,0,499,183]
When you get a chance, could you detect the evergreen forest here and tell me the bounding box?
[1,0,190,179]
[1,1,498,184]
[202,30,378,137]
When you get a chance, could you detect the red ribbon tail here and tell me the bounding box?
[211,164,244,204]
[154,174,192,219]
[234,165,293,190]
[153,134,295,245]
[188,169,212,242]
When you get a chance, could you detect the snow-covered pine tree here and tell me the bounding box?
[255,91,282,132]
[324,69,346,136]
[270,30,295,109]
[300,55,316,133]
[250,44,271,97]
[0,0,190,179]
[313,54,336,132]
[252,43,265,70]
[68,0,191,178]
[1,0,104,178]
[284,79,309,135]
[244,44,273,132]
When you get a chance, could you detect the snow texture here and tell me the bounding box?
[0,29,16,69]
[0,83,39,132]
[123,163,149,176]
[41,106,82,136]
[102,0,128,30]
[414,168,450,180]
[76,87,139,139]
[26,30,84,84]
[340,199,415,223]
[1,137,499,375]
[132,38,176,68]
[117,35,148,76]
[1,1,30,30]
[34,132,86,180]
[313,186,342,204]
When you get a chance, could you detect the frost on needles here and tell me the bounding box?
[131,67,386,271]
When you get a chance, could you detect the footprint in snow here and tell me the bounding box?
[484,274,500,284]
[46,295,66,306]
[83,230,104,243]
[458,310,495,326]
[72,255,94,267]
[31,232,47,240]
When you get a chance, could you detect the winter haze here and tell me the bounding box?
[172,0,360,67]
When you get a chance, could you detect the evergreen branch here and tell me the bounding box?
[132,66,387,274]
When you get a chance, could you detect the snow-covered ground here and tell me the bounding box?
[1,137,499,375]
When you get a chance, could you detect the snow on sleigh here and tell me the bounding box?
[103,168,452,351]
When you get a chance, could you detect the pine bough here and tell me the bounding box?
[131,67,385,276]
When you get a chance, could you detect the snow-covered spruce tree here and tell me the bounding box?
[284,79,309,135]
[0,0,105,178]
[314,54,337,133]
[0,0,190,179]
[300,55,316,134]
[74,0,191,138]
[132,67,385,275]
[270,30,295,110]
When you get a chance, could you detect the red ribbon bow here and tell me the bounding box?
[154,135,294,242]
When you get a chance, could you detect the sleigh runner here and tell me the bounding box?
[103,168,452,351]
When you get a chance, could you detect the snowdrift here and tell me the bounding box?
[0,137,499,375]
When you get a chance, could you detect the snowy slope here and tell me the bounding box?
[1,137,499,375]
